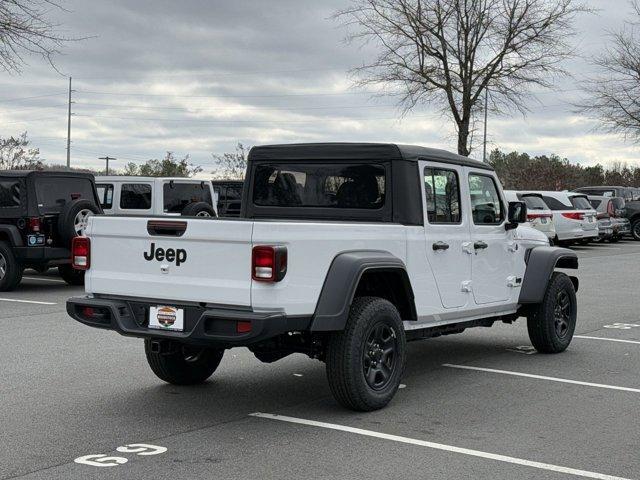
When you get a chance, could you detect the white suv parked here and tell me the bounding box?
[95,177,218,217]
[69,144,579,411]
[530,191,598,245]
[504,191,555,242]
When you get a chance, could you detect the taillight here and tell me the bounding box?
[607,201,615,217]
[71,237,90,270]
[252,245,287,282]
[561,212,584,220]
[28,217,41,232]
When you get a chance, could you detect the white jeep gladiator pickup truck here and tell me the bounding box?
[67,143,579,411]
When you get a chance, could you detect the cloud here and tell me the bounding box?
[0,0,638,174]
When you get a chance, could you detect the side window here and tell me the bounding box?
[0,180,21,208]
[96,183,114,209]
[468,174,503,225]
[424,167,461,224]
[120,184,152,210]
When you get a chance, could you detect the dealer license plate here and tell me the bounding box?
[149,306,184,331]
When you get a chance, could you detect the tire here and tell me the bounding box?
[326,297,407,411]
[631,218,640,241]
[58,264,85,286]
[58,199,100,245]
[181,202,216,217]
[144,340,224,385]
[527,272,577,353]
[0,241,23,291]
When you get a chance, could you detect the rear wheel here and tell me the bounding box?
[527,272,577,353]
[326,297,406,411]
[631,219,640,241]
[58,199,101,245]
[0,241,22,291]
[58,264,85,286]
[144,340,224,385]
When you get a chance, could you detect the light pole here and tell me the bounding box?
[99,156,116,175]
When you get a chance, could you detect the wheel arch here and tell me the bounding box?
[309,250,416,332]
[0,225,23,247]
[519,246,578,304]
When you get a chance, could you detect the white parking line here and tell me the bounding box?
[0,297,57,305]
[22,276,66,284]
[250,413,631,480]
[443,364,640,393]
[575,336,640,345]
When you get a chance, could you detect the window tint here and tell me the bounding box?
[424,168,461,223]
[541,196,574,210]
[518,194,547,210]
[163,182,212,213]
[96,183,114,209]
[468,174,503,224]
[570,196,592,210]
[0,180,21,208]
[224,185,242,200]
[611,197,625,209]
[35,177,95,213]
[253,163,386,209]
[589,199,603,210]
[120,183,151,210]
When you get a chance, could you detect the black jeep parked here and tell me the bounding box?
[0,171,102,290]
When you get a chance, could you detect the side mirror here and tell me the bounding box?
[506,201,527,230]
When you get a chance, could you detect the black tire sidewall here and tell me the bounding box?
[58,199,100,245]
[144,339,224,385]
[528,272,577,353]
[0,241,22,291]
[58,264,85,286]
[327,297,406,411]
[632,219,640,241]
[181,202,216,217]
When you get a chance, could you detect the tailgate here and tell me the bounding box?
[86,216,253,306]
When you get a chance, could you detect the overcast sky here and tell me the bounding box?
[0,0,638,175]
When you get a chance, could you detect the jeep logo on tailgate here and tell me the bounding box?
[143,243,187,266]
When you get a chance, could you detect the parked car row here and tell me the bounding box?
[505,186,640,245]
[0,172,229,291]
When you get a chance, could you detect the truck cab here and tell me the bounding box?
[68,143,578,411]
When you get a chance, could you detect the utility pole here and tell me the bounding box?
[99,156,116,175]
[66,77,73,168]
[482,86,489,163]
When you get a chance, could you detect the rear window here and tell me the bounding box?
[0,180,21,208]
[253,163,386,209]
[96,183,114,209]
[163,182,213,213]
[35,177,95,213]
[541,196,574,210]
[570,196,593,210]
[518,194,547,211]
[120,183,152,210]
[589,199,603,210]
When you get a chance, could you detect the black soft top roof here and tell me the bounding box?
[248,142,493,171]
[0,170,95,179]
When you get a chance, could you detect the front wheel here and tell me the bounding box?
[144,340,224,385]
[527,272,577,353]
[326,297,406,411]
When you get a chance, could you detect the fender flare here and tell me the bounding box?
[0,225,23,247]
[518,246,578,304]
[309,250,415,332]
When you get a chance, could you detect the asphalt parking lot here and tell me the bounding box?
[1,241,639,480]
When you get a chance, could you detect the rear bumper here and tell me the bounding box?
[66,296,311,347]
[13,246,70,264]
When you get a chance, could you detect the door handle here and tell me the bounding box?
[473,241,488,250]
[432,241,450,251]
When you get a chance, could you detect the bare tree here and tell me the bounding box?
[211,143,248,180]
[0,132,43,169]
[579,1,640,143]
[335,0,586,156]
[0,0,78,72]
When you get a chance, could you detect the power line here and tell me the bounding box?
[76,89,375,99]
[73,101,397,112]
[0,92,67,103]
